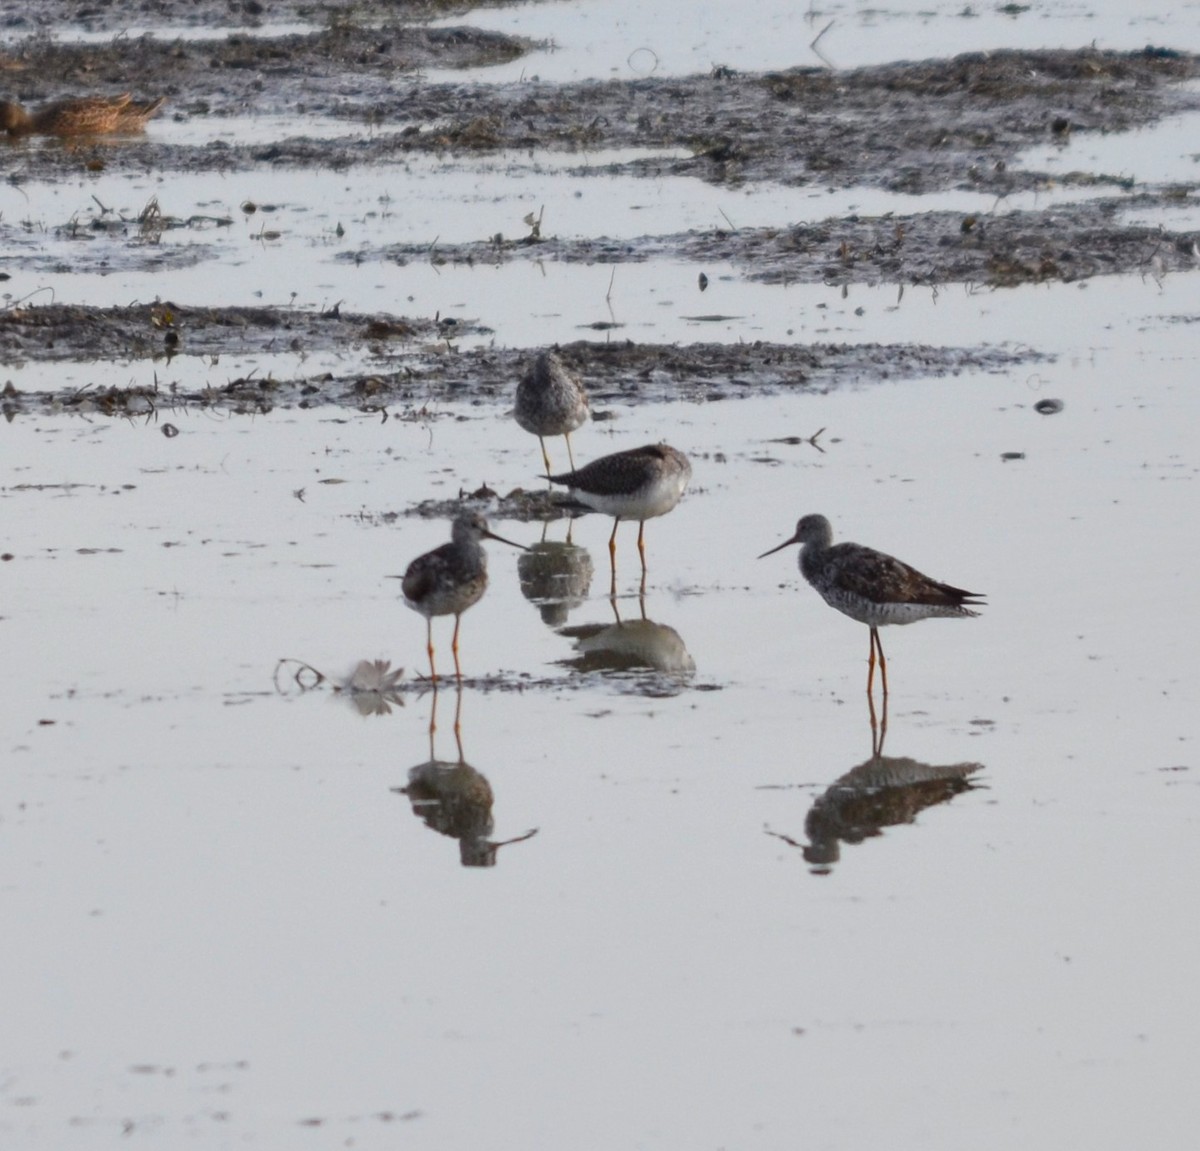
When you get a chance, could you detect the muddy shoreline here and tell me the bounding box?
[2,8,1198,413]
[0,309,1042,417]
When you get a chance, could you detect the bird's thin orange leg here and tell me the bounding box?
[451,614,464,682]
[538,435,552,475]
[608,517,620,596]
[426,617,438,684]
[876,628,890,699]
[866,627,877,698]
[636,521,647,571]
[565,432,577,473]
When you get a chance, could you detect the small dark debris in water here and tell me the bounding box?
[582,321,622,331]
[38,719,56,726]
[1034,398,1064,414]
[768,428,825,451]
[698,272,709,291]
[681,314,742,322]
[241,201,257,214]
[161,423,179,438]
[2,553,13,561]
[961,215,978,233]
[1001,451,1026,461]
[1051,116,1071,137]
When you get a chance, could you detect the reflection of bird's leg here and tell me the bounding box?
[877,690,888,754]
[426,617,438,683]
[538,435,552,475]
[608,593,622,625]
[452,683,465,754]
[867,672,879,736]
[565,431,577,472]
[451,614,464,682]
[637,589,648,622]
[428,680,440,742]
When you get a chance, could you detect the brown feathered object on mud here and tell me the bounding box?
[1,94,166,137]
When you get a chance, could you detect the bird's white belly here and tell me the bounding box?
[571,475,687,521]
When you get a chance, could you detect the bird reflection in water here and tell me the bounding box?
[557,593,695,690]
[768,710,982,873]
[517,521,595,628]
[395,686,538,869]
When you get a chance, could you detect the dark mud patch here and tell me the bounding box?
[0,307,1045,418]
[0,22,533,121]
[0,302,489,362]
[4,0,511,34]
[3,43,1197,201]
[354,196,1200,287]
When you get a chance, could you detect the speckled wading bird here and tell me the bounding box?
[545,443,691,577]
[1,94,166,137]
[515,350,589,473]
[758,514,984,698]
[399,512,526,683]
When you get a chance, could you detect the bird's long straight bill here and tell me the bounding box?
[757,535,799,559]
[482,528,528,552]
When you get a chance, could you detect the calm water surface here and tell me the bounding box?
[2,2,1199,1148]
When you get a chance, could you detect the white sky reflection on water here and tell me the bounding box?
[2,2,1200,1149]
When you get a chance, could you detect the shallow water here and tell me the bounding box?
[3,2,1200,1149]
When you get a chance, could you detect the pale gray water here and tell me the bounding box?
[3,3,1200,1149]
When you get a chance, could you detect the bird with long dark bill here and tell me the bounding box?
[759,514,984,698]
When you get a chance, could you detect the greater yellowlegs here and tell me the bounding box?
[399,511,525,682]
[545,443,691,580]
[516,350,589,473]
[759,514,984,698]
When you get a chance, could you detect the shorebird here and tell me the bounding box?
[399,511,525,683]
[759,514,984,699]
[545,443,691,582]
[515,350,588,473]
[1,94,166,137]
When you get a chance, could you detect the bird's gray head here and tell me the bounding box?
[450,511,491,544]
[449,511,527,553]
[758,513,832,559]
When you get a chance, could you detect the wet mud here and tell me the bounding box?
[0,308,1041,417]
[2,7,1197,411]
